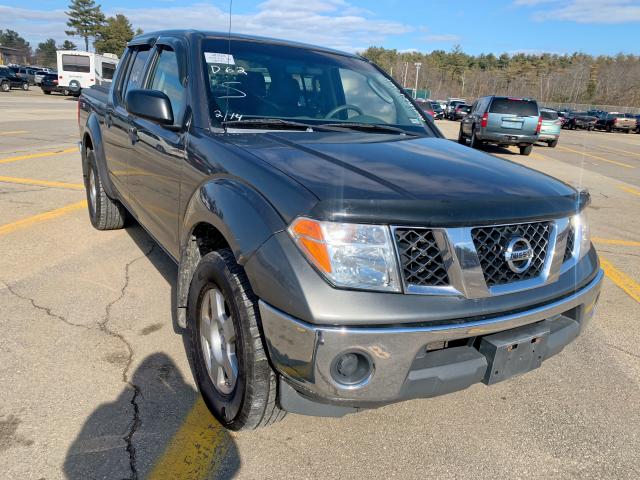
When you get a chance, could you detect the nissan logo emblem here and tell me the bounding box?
[504,237,534,273]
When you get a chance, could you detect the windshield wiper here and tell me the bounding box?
[222,118,328,131]
[318,122,420,136]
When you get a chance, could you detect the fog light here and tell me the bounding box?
[331,351,373,386]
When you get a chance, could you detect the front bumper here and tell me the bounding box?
[261,269,603,413]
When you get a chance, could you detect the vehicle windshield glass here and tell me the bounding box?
[541,110,558,120]
[610,113,625,118]
[489,98,538,116]
[201,38,428,133]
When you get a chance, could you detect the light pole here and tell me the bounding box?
[414,62,422,99]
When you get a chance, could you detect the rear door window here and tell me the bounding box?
[102,62,116,80]
[123,47,151,99]
[540,110,558,120]
[489,98,538,116]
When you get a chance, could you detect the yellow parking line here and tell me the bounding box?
[593,237,640,247]
[0,130,29,136]
[0,147,77,165]
[147,397,229,480]
[601,258,640,303]
[0,175,84,190]
[530,152,548,161]
[619,185,640,197]
[557,146,635,169]
[597,144,640,158]
[0,200,87,236]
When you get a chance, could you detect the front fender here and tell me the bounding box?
[176,178,287,327]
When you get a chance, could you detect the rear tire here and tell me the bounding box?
[548,139,558,148]
[21,83,29,91]
[43,90,51,95]
[519,144,533,156]
[457,126,465,144]
[469,127,479,149]
[188,249,286,431]
[85,149,126,230]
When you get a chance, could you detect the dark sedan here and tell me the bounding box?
[40,73,69,95]
[0,67,29,92]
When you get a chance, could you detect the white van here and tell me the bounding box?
[56,50,119,95]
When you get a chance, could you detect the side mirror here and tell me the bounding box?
[125,89,174,125]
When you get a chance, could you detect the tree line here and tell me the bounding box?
[362,46,640,108]
[0,0,140,68]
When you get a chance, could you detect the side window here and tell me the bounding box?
[123,47,151,99]
[148,48,186,125]
[471,101,478,113]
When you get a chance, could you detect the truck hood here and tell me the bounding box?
[229,131,584,226]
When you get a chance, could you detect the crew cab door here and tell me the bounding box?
[127,40,188,259]
[102,44,152,202]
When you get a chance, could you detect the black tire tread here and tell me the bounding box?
[198,249,285,430]
[86,150,126,230]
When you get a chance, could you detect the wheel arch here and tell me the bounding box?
[82,114,117,198]
[176,178,287,328]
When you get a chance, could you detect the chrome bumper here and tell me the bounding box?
[260,270,603,406]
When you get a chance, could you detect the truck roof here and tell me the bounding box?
[128,29,361,60]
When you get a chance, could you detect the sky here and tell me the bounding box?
[1,0,639,55]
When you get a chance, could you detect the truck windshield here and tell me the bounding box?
[201,38,428,133]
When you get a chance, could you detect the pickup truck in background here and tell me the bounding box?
[594,112,636,133]
[78,30,603,431]
[562,111,598,131]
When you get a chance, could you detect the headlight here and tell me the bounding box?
[288,217,401,292]
[571,210,591,259]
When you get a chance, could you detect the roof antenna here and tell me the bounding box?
[223,0,233,130]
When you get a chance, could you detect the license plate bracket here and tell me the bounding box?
[479,322,550,385]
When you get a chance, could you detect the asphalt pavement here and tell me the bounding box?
[1,90,639,479]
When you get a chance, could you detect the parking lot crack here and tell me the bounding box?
[605,343,640,361]
[97,243,154,480]
[0,280,88,330]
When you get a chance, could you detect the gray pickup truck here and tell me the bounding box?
[78,30,603,431]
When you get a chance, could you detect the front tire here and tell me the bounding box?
[519,144,533,156]
[21,83,29,91]
[0,81,9,92]
[188,249,285,431]
[85,149,126,230]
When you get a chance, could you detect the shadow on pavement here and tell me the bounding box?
[124,222,183,334]
[63,353,240,479]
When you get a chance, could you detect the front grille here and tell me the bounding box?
[564,224,575,262]
[471,222,551,287]
[394,228,449,287]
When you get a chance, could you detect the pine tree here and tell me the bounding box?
[35,39,57,67]
[65,0,105,51]
[60,40,77,50]
[93,14,136,56]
